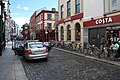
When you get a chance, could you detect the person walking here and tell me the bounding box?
[100,36,107,51]
[106,39,112,57]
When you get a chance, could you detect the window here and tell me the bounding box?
[61,5,64,19]
[47,23,52,28]
[67,25,71,40]
[29,42,43,48]
[50,32,55,37]
[47,14,52,20]
[112,0,117,7]
[75,0,80,13]
[67,0,71,17]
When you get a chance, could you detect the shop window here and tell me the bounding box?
[107,29,119,42]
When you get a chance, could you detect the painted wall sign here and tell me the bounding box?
[95,17,112,24]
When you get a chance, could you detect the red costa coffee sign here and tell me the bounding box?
[95,17,112,24]
[83,14,120,27]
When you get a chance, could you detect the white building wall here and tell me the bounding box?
[83,0,104,19]
[104,0,120,14]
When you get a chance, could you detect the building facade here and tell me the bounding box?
[0,0,7,55]
[58,0,120,48]
[58,0,83,46]
[83,0,120,47]
[21,23,30,40]
[3,0,11,41]
[30,11,36,40]
[30,8,58,42]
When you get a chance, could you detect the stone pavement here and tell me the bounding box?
[0,41,27,80]
[54,47,120,66]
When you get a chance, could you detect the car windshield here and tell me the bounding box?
[29,42,43,48]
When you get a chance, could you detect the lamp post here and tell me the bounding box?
[45,30,48,42]
[45,27,48,42]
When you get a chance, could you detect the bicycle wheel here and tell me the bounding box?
[86,48,93,56]
[109,50,118,61]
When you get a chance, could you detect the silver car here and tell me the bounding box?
[23,41,49,60]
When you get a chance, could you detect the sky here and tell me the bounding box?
[10,0,58,28]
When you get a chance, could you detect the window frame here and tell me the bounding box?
[67,0,71,17]
[75,0,80,13]
[61,5,64,19]
[47,14,52,20]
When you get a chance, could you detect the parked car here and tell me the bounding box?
[12,40,49,61]
[23,40,49,60]
[12,40,26,56]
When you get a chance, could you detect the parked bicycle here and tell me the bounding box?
[84,43,101,57]
[98,46,110,58]
[109,48,119,60]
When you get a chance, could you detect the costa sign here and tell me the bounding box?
[95,17,112,25]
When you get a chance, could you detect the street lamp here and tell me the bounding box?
[44,27,48,42]
[45,30,48,42]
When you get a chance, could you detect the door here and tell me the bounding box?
[89,27,106,48]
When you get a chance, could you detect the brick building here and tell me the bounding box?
[30,8,58,42]
[21,23,30,40]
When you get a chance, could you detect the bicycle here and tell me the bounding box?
[98,46,109,58]
[74,43,84,54]
[109,48,120,61]
[84,44,101,57]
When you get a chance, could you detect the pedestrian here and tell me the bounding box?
[117,40,120,55]
[106,39,112,57]
[100,36,106,51]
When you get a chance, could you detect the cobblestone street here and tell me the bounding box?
[21,48,120,80]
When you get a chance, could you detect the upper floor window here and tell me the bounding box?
[47,14,52,20]
[112,0,117,7]
[75,0,80,13]
[61,5,64,19]
[47,23,52,28]
[67,0,71,17]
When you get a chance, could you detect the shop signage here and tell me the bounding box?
[95,17,112,25]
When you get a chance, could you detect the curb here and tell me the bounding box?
[54,47,120,66]
[14,56,28,80]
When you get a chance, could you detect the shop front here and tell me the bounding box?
[84,14,120,48]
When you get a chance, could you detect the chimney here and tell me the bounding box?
[52,8,56,11]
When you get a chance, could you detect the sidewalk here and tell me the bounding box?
[0,41,28,80]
